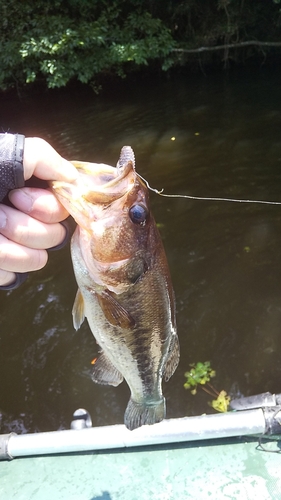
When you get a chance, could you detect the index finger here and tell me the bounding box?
[23,137,78,183]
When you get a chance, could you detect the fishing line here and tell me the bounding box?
[138,174,281,206]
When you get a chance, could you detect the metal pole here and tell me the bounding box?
[0,409,267,460]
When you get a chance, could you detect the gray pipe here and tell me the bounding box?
[0,409,267,460]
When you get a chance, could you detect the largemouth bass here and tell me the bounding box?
[51,146,180,430]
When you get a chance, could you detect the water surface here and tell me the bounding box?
[1,68,281,432]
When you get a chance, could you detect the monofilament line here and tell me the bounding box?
[138,174,281,206]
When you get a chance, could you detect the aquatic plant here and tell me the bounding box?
[184,361,230,413]
[184,361,216,395]
[211,390,231,413]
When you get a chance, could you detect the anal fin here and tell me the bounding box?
[91,351,123,387]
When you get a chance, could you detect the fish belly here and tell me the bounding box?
[84,292,166,426]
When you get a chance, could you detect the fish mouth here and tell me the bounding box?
[81,160,135,204]
[51,159,136,215]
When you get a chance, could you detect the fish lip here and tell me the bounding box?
[83,161,136,204]
[51,160,136,206]
[51,181,82,206]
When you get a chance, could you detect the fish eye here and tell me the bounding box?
[129,204,148,226]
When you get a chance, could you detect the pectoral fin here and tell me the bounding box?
[163,334,180,382]
[96,290,135,329]
[91,351,123,387]
[72,288,85,331]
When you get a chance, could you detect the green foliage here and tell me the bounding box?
[0,1,175,90]
[184,361,216,395]
[1,1,281,91]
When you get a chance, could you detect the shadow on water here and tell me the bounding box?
[2,67,281,432]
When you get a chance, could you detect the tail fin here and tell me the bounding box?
[124,397,166,431]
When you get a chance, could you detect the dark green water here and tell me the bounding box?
[1,68,281,433]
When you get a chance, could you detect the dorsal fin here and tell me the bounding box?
[163,334,180,382]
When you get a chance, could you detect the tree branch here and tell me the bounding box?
[172,40,281,54]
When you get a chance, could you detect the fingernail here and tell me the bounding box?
[0,209,7,229]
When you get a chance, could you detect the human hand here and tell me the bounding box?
[0,137,78,288]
